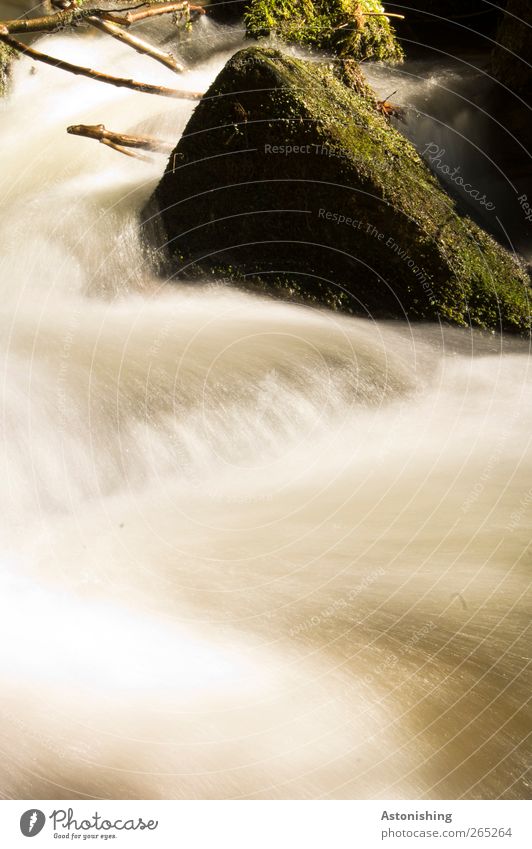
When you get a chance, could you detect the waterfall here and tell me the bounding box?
[0,19,530,800]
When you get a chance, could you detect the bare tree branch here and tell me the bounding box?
[0,30,203,99]
[0,2,196,35]
[87,16,184,73]
[0,8,84,35]
[67,122,174,152]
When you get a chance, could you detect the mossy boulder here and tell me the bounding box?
[150,47,530,332]
[491,0,532,98]
[244,0,403,62]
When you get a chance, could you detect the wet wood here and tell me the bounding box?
[87,16,184,74]
[67,122,174,153]
[0,32,203,99]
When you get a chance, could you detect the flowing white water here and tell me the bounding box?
[0,22,530,800]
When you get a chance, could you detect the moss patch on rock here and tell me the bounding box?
[245,0,403,62]
[150,47,530,333]
[0,42,16,98]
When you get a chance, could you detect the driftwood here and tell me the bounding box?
[0,31,203,99]
[67,123,174,153]
[87,16,184,73]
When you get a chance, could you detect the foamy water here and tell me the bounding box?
[0,19,530,800]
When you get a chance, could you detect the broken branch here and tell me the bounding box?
[0,32,202,99]
[67,123,174,153]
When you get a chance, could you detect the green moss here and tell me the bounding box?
[0,42,16,98]
[333,57,377,99]
[152,47,530,334]
[245,0,404,62]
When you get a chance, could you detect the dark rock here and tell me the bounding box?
[149,47,530,333]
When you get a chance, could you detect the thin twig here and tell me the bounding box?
[335,11,404,33]
[67,122,174,152]
[0,31,203,99]
[87,15,184,73]
[363,12,405,19]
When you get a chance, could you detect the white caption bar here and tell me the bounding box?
[1,800,530,848]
